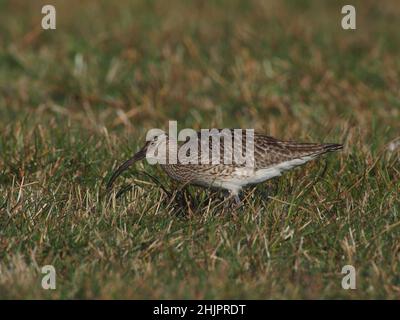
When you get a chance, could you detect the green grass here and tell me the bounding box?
[0,0,399,299]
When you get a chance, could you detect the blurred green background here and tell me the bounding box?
[0,0,399,299]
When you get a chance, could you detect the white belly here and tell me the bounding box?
[219,156,316,191]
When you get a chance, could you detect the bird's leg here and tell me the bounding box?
[166,183,196,216]
[232,193,242,207]
[175,188,186,209]
[223,190,242,211]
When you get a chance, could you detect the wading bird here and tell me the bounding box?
[106,130,342,205]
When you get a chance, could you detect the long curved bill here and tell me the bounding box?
[106,148,146,191]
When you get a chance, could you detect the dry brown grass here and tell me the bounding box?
[0,0,399,299]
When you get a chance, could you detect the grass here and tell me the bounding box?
[0,0,399,299]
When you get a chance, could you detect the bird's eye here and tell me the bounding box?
[154,136,158,141]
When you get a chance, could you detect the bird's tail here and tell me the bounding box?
[278,141,343,159]
[321,143,343,152]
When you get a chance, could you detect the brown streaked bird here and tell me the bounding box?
[106,130,343,205]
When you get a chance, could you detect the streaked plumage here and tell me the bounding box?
[106,130,342,204]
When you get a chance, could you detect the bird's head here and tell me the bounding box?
[106,132,169,191]
[144,132,169,158]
